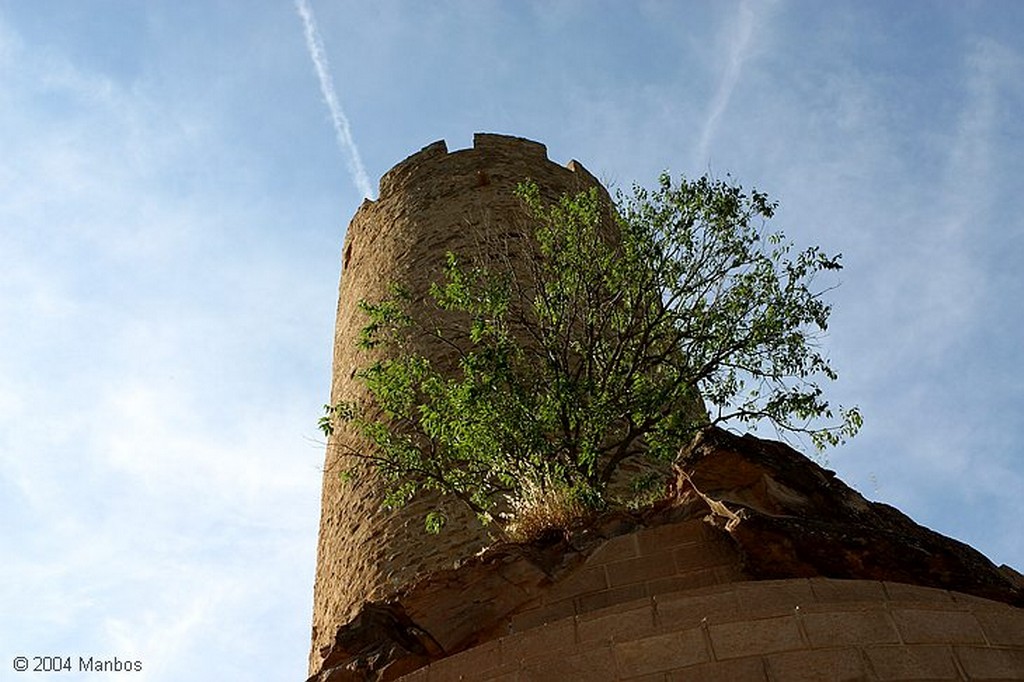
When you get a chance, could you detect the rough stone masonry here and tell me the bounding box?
[308,135,1024,681]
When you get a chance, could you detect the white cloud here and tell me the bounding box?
[0,13,323,679]
[868,37,1021,369]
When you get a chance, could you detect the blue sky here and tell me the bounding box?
[1,2,1022,680]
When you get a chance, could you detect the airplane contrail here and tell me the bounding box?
[295,0,374,199]
[695,0,755,168]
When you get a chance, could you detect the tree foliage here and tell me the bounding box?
[320,173,861,533]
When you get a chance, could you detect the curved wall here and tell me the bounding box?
[404,578,1024,681]
[398,514,1024,680]
[405,577,1024,681]
[310,134,607,670]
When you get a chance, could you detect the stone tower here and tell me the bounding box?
[309,135,1024,681]
[310,134,609,670]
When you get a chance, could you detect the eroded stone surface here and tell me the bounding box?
[307,427,1022,681]
[677,427,1023,606]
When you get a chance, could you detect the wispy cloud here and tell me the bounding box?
[694,0,756,167]
[944,38,1019,226]
[295,0,374,199]
[0,15,323,676]
[907,37,1019,358]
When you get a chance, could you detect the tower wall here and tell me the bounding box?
[406,573,1024,681]
[310,134,607,670]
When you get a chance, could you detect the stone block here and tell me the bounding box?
[890,607,986,644]
[949,590,1009,610]
[864,644,960,680]
[636,520,706,555]
[613,627,709,677]
[519,641,616,681]
[708,615,804,660]
[733,579,815,618]
[809,578,888,603]
[975,608,1024,646]
[882,581,956,605]
[954,645,1024,680]
[502,617,577,665]
[655,586,741,630]
[428,640,501,681]
[765,647,868,682]
[578,600,655,643]
[606,551,679,588]
[544,565,608,603]
[480,669,520,682]
[509,598,575,633]
[587,533,639,566]
[577,583,647,614]
[800,608,900,647]
[644,569,722,598]
[665,657,768,682]
[615,673,668,682]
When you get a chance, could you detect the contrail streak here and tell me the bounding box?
[695,0,755,168]
[295,0,374,199]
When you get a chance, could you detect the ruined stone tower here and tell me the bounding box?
[309,135,1024,681]
[310,134,609,669]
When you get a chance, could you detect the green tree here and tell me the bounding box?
[320,173,861,534]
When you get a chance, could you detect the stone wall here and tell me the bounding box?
[310,134,608,672]
[395,513,1024,681]
[308,136,1024,681]
[306,419,1024,681]
[395,514,1023,681]
[404,577,1024,681]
